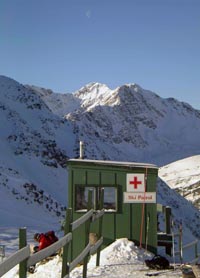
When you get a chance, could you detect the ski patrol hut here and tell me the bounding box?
[67,158,158,258]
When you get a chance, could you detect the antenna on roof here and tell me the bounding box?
[79,141,84,159]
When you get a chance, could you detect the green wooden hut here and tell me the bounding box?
[67,158,158,258]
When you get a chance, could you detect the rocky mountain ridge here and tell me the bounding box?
[0,76,75,224]
[0,75,200,233]
[31,80,200,165]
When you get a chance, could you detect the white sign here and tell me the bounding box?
[124,192,156,203]
[126,173,145,192]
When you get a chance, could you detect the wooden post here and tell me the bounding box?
[179,223,183,263]
[87,189,93,211]
[195,241,198,261]
[96,188,104,266]
[19,227,27,278]
[165,207,172,255]
[165,207,171,234]
[0,245,5,263]
[145,213,150,251]
[83,190,93,278]
[61,208,72,278]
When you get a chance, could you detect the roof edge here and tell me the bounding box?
[67,159,158,169]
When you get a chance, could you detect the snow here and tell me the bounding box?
[0,76,200,277]
[2,238,182,278]
[159,155,200,190]
[159,155,200,206]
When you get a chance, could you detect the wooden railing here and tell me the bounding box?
[0,205,104,278]
[174,237,200,264]
[173,224,200,264]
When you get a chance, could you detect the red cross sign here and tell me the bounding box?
[126,173,145,192]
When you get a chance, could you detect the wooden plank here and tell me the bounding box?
[27,233,72,267]
[71,210,93,231]
[0,246,30,277]
[19,227,27,278]
[92,210,104,222]
[191,258,199,264]
[90,237,103,255]
[192,265,200,278]
[157,240,173,246]
[183,240,198,250]
[69,243,91,271]
[157,233,172,241]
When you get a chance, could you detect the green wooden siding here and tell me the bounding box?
[67,159,158,258]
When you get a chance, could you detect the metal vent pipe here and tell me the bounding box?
[79,141,84,159]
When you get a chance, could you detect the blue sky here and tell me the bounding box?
[0,0,199,109]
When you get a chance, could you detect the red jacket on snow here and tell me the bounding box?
[38,233,54,251]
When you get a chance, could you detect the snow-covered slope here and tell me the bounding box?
[0,75,200,260]
[32,81,200,166]
[0,76,76,231]
[3,238,183,278]
[159,155,200,209]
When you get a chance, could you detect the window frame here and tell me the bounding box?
[74,184,118,213]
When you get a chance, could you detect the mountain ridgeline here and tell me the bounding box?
[0,75,200,234]
[1,76,200,168]
[28,80,200,166]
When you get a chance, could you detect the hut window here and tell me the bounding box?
[75,186,94,211]
[103,187,117,211]
[75,185,118,212]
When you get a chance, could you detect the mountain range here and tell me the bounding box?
[0,75,200,256]
[28,81,200,166]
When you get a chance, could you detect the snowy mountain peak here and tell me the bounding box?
[117,83,141,92]
[1,76,200,265]
[77,82,111,93]
[74,82,112,102]
[75,82,143,103]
